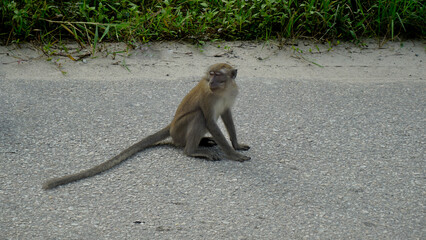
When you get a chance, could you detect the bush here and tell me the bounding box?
[1,0,425,44]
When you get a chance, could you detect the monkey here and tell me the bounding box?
[42,63,250,190]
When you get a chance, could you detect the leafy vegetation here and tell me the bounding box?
[1,0,425,45]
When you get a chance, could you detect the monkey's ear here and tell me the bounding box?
[231,69,237,79]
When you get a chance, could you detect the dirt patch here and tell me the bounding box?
[1,40,424,82]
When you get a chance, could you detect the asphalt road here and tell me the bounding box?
[1,73,424,239]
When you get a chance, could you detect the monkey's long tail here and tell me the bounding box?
[42,125,171,190]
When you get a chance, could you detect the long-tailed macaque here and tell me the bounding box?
[42,63,250,190]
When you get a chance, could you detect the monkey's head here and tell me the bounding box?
[206,63,237,92]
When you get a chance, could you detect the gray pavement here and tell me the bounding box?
[1,76,424,239]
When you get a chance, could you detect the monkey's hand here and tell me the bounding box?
[233,143,250,151]
[228,152,251,162]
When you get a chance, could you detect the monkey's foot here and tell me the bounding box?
[229,153,251,162]
[234,143,250,151]
[186,150,221,161]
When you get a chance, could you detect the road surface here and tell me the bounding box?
[1,40,425,239]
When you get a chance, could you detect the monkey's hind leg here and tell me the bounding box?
[185,135,221,161]
[183,119,221,161]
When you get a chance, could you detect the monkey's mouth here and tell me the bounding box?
[209,82,224,91]
[209,85,219,91]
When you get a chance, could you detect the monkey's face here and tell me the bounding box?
[208,68,237,92]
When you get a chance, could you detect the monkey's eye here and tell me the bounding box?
[210,71,222,76]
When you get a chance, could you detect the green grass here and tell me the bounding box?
[1,0,425,45]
